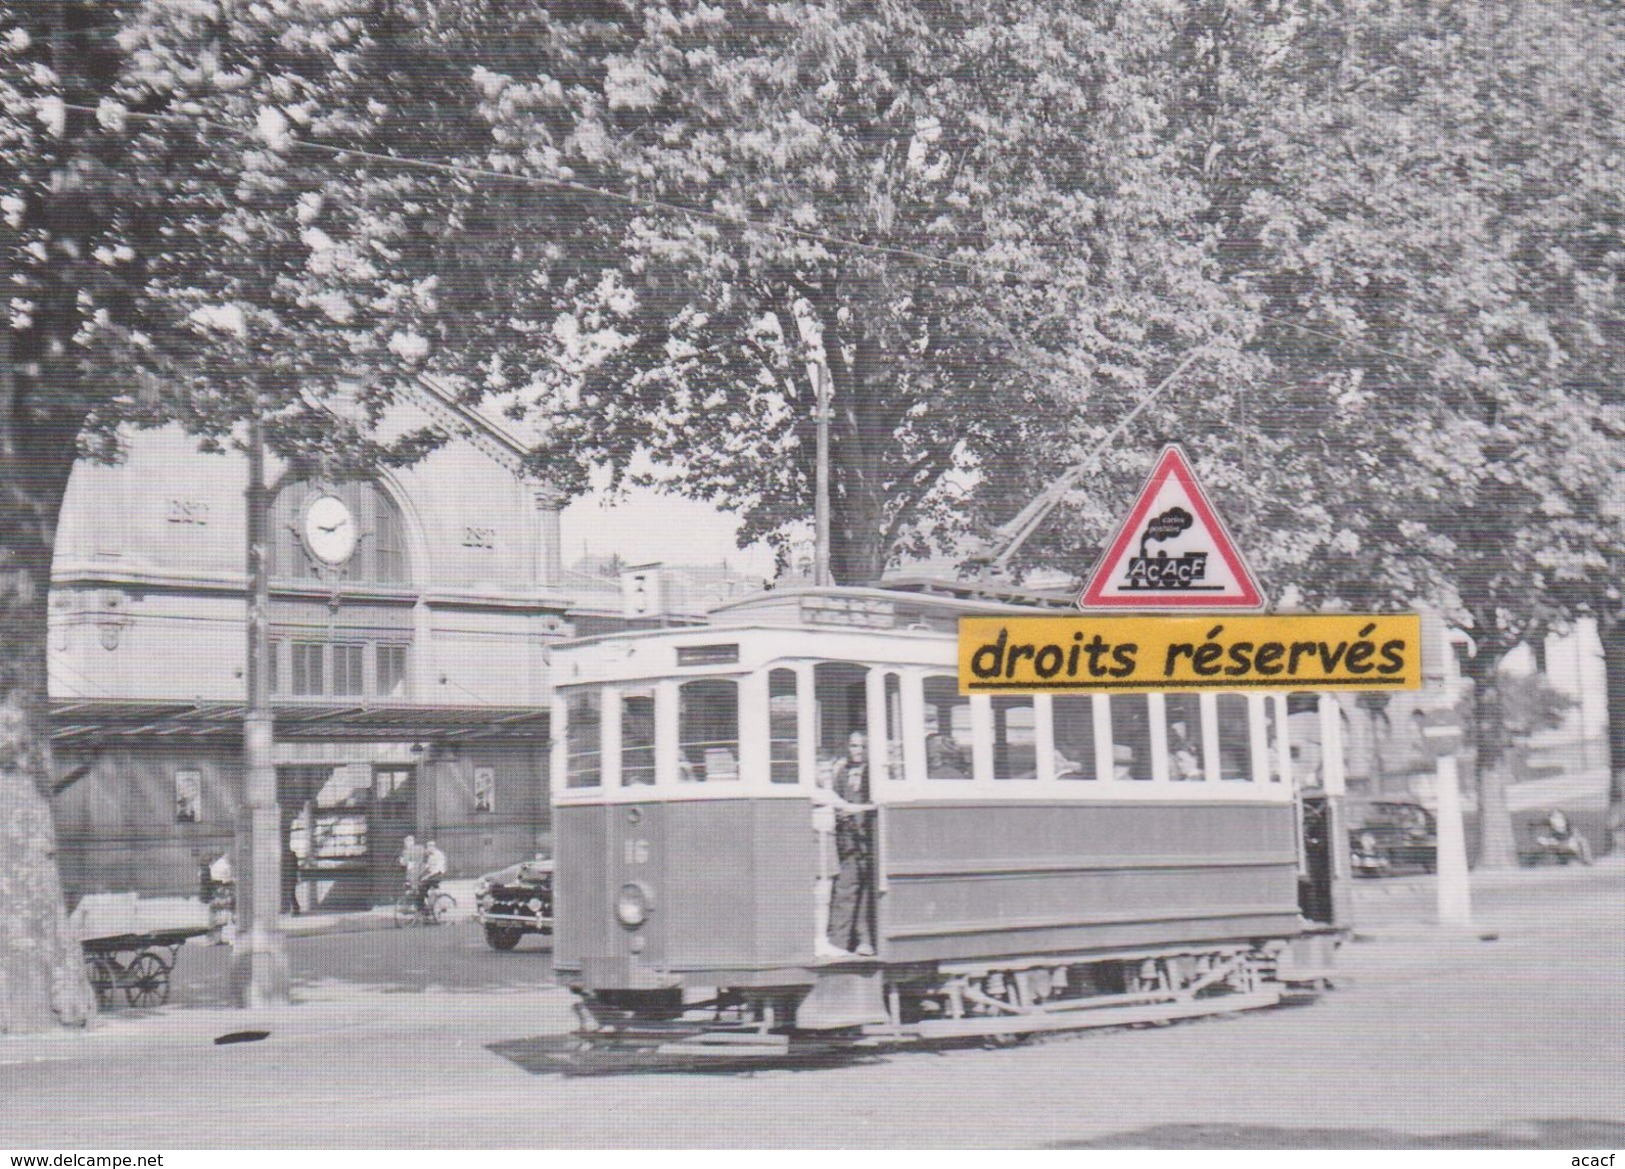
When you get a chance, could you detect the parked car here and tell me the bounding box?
[1348,801,1437,876]
[473,855,553,950]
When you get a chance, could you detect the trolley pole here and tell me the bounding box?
[813,361,832,587]
[232,412,290,1006]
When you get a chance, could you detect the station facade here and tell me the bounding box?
[47,387,574,907]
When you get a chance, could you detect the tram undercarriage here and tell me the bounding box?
[566,939,1318,1071]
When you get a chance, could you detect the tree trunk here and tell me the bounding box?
[1463,652,1520,870]
[1597,615,1625,855]
[827,345,890,586]
[0,359,96,1030]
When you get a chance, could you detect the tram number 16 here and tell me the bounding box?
[623,839,651,865]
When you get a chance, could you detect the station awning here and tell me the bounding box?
[49,699,550,744]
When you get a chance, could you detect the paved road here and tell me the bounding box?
[3,862,1621,1149]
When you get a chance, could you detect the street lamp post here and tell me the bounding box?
[231,412,290,1006]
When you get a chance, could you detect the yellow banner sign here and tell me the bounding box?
[959,614,1422,694]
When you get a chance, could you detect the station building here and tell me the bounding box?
[46,386,575,908]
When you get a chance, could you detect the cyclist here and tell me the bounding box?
[419,840,448,911]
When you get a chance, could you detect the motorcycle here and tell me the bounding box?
[1523,809,1594,867]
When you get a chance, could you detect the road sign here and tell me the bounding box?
[1078,444,1263,610]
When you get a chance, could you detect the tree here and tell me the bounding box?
[456,0,1267,583]
[0,0,476,1029]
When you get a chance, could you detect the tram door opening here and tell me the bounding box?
[812,663,874,955]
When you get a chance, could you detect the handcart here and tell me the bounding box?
[80,928,207,1009]
[70,891,212,1010]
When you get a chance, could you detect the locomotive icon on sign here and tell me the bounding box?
[1126,506,1207,590]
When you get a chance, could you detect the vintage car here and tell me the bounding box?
[473,855,553,950]
[1348,801,1438,876]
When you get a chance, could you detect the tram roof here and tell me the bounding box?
[547,582,1077,686]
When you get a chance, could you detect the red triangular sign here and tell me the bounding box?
[1078,444,1264,610]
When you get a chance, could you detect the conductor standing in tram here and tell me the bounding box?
[824,731,877,957]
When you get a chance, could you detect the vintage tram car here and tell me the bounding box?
[549,585,1340,1047]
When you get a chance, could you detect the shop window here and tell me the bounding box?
[922,675,972,779]
[679,678,739,782]
[1109,695,1153,780]
[769,669,799,784]
[473,766,495,812]
[565,691,602,789]
[174,769,201,822]
[992,696,1037,779]
[1165,693,1205,780]
[621,690,656,786]
[1051,695,1098,780]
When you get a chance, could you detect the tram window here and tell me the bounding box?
[621,690,656,786]
[1164,694,1205,781]
[992,696,1037,780]
[1050,695,1097,780]
[679,678,739,782]
[883,673,903,780]
[921,675,971,779]
[564,691,602,789]
[769,669,799,784]
[1216,694,1251,780]
[1109,695,1153,781]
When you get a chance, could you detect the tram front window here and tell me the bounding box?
[621,690,656,786]
[565,691,602,789]
[1051,695,1098,780]
[922,675,971,780]
[679,678,739,782]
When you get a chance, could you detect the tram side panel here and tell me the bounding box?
[880,800,1302,965]
[554,799,819,991]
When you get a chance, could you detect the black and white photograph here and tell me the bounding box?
[1,0,1623,1157]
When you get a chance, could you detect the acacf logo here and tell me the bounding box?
[1126,506,1206,590]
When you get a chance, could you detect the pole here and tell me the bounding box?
[1433,749,1473,928]
[232,412,290,1005]
[813,361,832,587]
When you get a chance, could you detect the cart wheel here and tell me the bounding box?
[84,953,117,1009]
[124,951,171,1008]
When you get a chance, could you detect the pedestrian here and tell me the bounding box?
[281,840,302,916]
[398,834,424,900]
[820,731,876,958]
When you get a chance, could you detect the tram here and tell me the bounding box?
[549,584,1342,1050]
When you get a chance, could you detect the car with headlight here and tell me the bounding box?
[1349,801,1437,876]
[473,855,553,950]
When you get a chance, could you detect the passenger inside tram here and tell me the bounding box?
[925,732,969,778]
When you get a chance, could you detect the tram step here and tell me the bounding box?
[795,969,888,1030]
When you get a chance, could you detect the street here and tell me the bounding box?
[3,862,1622,1149]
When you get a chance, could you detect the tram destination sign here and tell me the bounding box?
[958,613,1423,694]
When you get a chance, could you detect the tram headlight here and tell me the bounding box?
[615,882,652,929]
